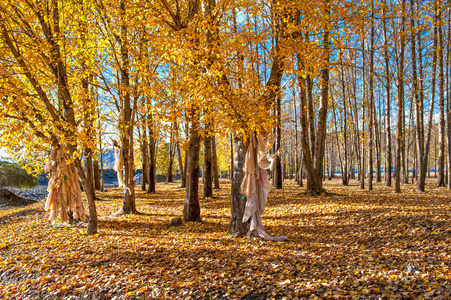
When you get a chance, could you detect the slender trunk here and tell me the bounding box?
[383,4,392,186]
[203,135,213,197]
[438,2,445,186]
[368,0,374,191]
[167,125,175,183]
[74,158,97,234]
[361,35,366,190]
[141,121,149,190]
[230,133,234,181]
[182,117,189,188]
[447,8,451,190]
[93,159,100,190]
[99,128,104,192]
[340,53,348,186]
[395,0,406,193]
[176,139,185,188]
[274,95,283,189]
[212,135,220,189]
[147,116,156,193]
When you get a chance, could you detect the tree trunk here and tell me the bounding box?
[229,136,248,237]
[74,158,97,234]
[93,158,101,190]
[183,114,201,221]
[274,95,283,189]
[212,135,220,189]
[437,4,445,187]
[203,135,213,197]
[147,120,156,193]
[383,3,392,187]
[395,0,406,193]
[447,8,451,190]
[141,122,149,190]
[361,34,366,190]
[340,52,348,186]
[230,133,234,181]
[177,140,185,188]
[368,0,374,191]
[118,0,136,214]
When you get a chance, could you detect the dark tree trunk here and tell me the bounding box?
[84,148,96,201]
[437,8,445,187]
[141,122,149,190]
[229,136,248,237]
[230,133,234,181]
[93,158,101,190]
[177,140,185,188]
[212,135,220,189]
[383,3,392,187]
[340,51,348,186]
[203,135,213,197]
[147,118,156,194]
[181,117,189,188]
[361,34,366,191]
[416,0,436,192]
[395,0,406,193]
[447,8,451,190]
[74,158,98,234]
[274,96,283,189]
[166,142,175,183]
[368,1,374,191]
[183,115,201,221]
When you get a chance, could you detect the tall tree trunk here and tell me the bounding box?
[293,88,300,184]
[274,95,283,189]
[141,121,149,190]
[118,0,136,214]
[447,8,451,190]
[99,127,104,192]
[395,0,406,193]
[437,2,445,187]
[74,158,98,234]
[203,135,213,197]
[212,135,220,189]
[416,0,437,192]
[368,0,374,191]
[177,139,185,188]
[340,51,348,186]
[361,34,366,190]
[230,133,234,181]
[167,125,175,183]
[93,159,101,190]
[410,0,426,192]
[183,112,201,221]
[147,116,156,194]
[229,136,247,237]
[383,3,392,186]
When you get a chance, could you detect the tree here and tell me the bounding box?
[0,0,98,233]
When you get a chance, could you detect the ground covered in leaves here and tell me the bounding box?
[1,178,450,299]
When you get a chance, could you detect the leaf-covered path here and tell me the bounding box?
[1,179,450,299]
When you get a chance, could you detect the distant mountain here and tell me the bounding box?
[100,148,115,169]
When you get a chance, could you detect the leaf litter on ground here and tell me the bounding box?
[0,178,450,299]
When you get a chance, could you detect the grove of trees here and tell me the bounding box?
[1,0,451,235]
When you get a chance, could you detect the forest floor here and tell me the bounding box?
[0,177,450,299]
